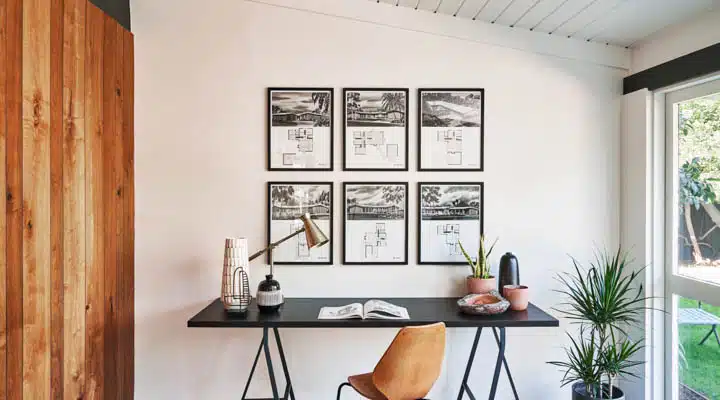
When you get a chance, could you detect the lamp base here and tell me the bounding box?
[256,274,284,313]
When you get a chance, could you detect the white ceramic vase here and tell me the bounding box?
[221,237,251,313]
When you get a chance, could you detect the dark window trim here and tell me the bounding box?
[90,0,130,31]
[623,42,720,94]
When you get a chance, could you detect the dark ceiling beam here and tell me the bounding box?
[91,0,130,31]
[623,42,720,94]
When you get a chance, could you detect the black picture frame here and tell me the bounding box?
[267,181,334,265]
[417,182,484,265]
[267,88,334,171]
[342,182,409,265]
[417,88,484,172]
[343,88,410,171]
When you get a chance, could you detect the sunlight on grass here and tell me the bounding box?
[679,297,720,399]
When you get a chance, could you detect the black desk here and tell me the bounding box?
[188,298,559,400]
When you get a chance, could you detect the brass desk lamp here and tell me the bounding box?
[249,213,329,313]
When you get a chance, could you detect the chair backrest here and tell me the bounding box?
[372,322,446,400]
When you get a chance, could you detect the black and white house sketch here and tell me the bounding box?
[418,89,484,171]
[344,89,409,170]
[344,183,408,264]
[268,182,333,264]
[418,182,483,265]
[268,88,333,170]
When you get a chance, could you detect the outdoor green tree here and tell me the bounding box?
[678,95,720,263]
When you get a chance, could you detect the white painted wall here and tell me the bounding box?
[133,0,624,398]
[630,7,720,73]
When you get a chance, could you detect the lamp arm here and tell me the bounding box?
[248,226,307,262]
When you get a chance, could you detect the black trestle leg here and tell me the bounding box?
[488,328,506,400]
[263,327,280,399]
[273,327,295,400]
[492,328,519,400]
[242,340,265,400]
[457,328,482,400]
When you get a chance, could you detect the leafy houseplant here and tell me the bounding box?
[459,236,497,294]
[549,248,647,400]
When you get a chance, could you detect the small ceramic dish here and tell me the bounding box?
[457,291,510,315]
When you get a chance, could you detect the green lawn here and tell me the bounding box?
[679,297,720,399]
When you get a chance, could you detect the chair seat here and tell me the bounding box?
[348,373,388,400]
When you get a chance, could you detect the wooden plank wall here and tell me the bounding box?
[0,0,134,398]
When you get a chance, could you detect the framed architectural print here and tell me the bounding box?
[418,89,484,171]
[418,182,484,265]
[268,88,334,171]
[343,88,409,171]
[343,182,408,265]
[267,182,333,264]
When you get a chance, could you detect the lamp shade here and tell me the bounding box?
[300,213,329,249]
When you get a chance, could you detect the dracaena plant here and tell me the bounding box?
[459,236,497,279]
[548,248,647,399]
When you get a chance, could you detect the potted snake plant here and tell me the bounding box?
[459,236,497,294]
[549,248,647,399]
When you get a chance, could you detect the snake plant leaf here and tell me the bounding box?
[458,240,476,276]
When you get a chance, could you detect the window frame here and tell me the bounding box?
[661,77,720,400]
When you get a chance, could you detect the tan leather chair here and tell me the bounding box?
[336,322,446,400]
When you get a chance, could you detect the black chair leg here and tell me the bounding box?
[337,382,351,400]
[699,326,716,345]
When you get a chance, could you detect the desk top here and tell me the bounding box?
[187,298,559,328]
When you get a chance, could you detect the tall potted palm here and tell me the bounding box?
[549,248,647,399]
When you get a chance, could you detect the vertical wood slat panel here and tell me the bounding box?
[22,0,52,398]
[0,0,7,397]
[119,27,134,398]
[85,3,105,399]
[4,0,23,397]
[49,0,64,398]
[3,2,133,398]
[63,0,87,398]
[102,14,121,400]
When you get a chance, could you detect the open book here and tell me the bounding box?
[318,300,410,320]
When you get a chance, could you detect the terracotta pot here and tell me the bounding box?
[466,276,496,294]
[503,285,529,311]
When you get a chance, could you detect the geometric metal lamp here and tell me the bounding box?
[248,213,329,313]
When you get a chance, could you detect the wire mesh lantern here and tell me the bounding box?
[222,237,251,314]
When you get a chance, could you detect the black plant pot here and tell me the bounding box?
[572,383,624,400]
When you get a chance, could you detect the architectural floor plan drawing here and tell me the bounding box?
[363,222,387,259]
[437,223,461,255]
[291,222,311,259]
[353,130,399,159]
[283,128,314,165]
[436,129,463,166]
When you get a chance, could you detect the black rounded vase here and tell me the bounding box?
[498,252,520,292]
[572,383,625,400]
[256,274,284,313]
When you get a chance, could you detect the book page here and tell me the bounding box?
[318,303,363,319]
[363,300,409,319]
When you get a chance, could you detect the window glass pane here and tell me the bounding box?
[677,92,720,285]
[677,297,720,400]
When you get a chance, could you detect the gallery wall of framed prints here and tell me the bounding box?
[265,87,486,266]
[267,88,334,171]
[417,182,484,265]
[418,88,484,171]
[343,88,409,171]
[267,182,334,265]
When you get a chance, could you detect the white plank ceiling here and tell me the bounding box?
[369,0,720,47]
